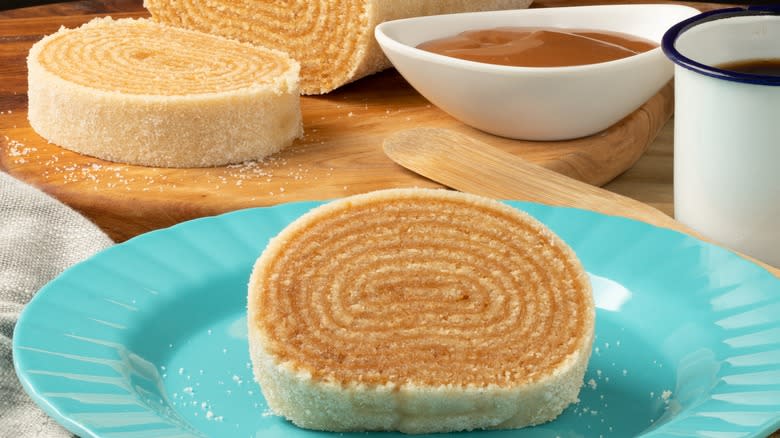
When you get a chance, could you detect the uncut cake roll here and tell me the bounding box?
[27,17,302,168]
[247,188,595,434]
[144,0,534,95]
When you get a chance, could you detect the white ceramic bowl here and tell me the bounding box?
[375,4,699,141]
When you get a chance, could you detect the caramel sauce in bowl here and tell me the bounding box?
[416,27,658,68]
[375,5,699,140]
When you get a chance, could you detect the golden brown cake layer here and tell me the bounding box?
[27,17,302,167]
[247,188,594,433]
[145,0,534,94]
[36,18,293,95]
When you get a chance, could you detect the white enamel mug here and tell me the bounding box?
[663,7,780,267]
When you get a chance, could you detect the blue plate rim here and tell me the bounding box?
[12,199,780,438]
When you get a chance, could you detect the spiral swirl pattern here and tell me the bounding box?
[146,0,363,94]
[249,189,594,389]
[36,18,294,95]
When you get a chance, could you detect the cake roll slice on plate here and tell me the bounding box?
[247,188,595,434]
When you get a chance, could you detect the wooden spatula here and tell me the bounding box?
[383,127,779,276]
[384,128,680,229]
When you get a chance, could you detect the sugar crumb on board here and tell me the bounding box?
[10,142,325,194]
[6,138,37,165]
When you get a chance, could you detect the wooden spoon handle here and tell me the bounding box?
[384,127,680,229]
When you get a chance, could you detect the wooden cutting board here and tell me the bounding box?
[0,10,673,241]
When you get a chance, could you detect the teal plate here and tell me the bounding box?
[13,201,780,438]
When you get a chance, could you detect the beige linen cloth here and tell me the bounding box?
[0,171,113,437]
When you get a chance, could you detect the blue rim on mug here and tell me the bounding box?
[662,6,780,86]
